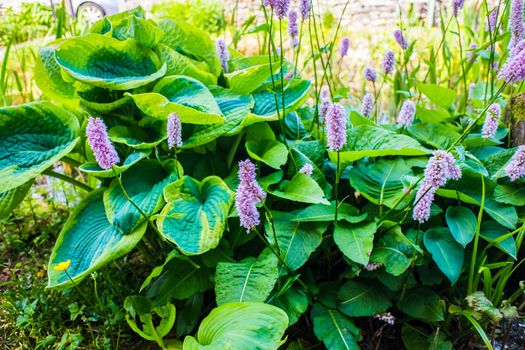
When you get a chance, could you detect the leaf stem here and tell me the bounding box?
[43,169,93,192]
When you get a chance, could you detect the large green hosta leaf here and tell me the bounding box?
[182,87,254,148]
[158,18,222,76]
[292,202,367,223]
[158,44,216,85]
[79,150,151,178]
[245,123,288,169]
[215,250,278,305]
[110,15,165,48]
[407,123,460,149]
[250,80,311,120]
[48,190,147,288]
[130,76,224,125]
[311,304,361,350]
[34,40,75,103]
[158,176,234,255]
[55,34,166,90]
[332,125,430,164]
[481,221,517,259]
[183,302,288,350]
[265,211,329,275]
[76,85,131,113]
[109,124,165,150]
[104,160,180,234]
[226,61,279,94]
[0,181,31,219]
[0,102,79,193]
[349,158,414,209]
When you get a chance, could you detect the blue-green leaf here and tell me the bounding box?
[424,227,464,285]
[158,176,234,255]
[0,102,79,193]
[55,34,166,90]
[104,160,180,234]
[48,190,147,288]
[130,76,224,125]
[445,206,477,247]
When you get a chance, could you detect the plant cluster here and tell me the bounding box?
[150,0,227,34]
[0,2,55,45]
[1,1,525,349]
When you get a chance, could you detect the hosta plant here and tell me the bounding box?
[1,1,525,349]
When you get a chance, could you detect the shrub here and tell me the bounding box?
[150,0,226,34]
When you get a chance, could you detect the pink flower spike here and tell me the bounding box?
[482,103,501,139]
[361,93,374,117]
[412,183,436,223]
[86,117,119,170]
[216,39,229,73]
[299,163,314,176]
[236,159,266,231]
[505,146,525,181]
[325,103,347,151]
[167,113,182,149]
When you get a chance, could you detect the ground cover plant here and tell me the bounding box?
[1,0,525,349]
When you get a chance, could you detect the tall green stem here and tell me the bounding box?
[455,16,468,113]
[334,151,340,225]
[468,175,485,294]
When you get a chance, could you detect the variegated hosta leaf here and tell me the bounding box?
[109,123,166,150]
[89,7,146,35]
[48,190,147,289]
[55,34,166,90]
[130,76,224,125]
[158,176,234,255]
[76,85,131,113]
[79,150,151,178]
[104,160,181,234]
[0,102,79,193]
[34,40,76,103]
[183,302,288,350]
[110,16,165,48]
[182,87,254,148]
[0,181,32,219]
[158,44,216,86]
[225,59,280,94]
[249,79,311,121]
[158,18,222,76]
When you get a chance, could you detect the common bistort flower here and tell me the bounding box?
[86,117,119,170]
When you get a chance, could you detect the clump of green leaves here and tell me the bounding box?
[1,2,524,350]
